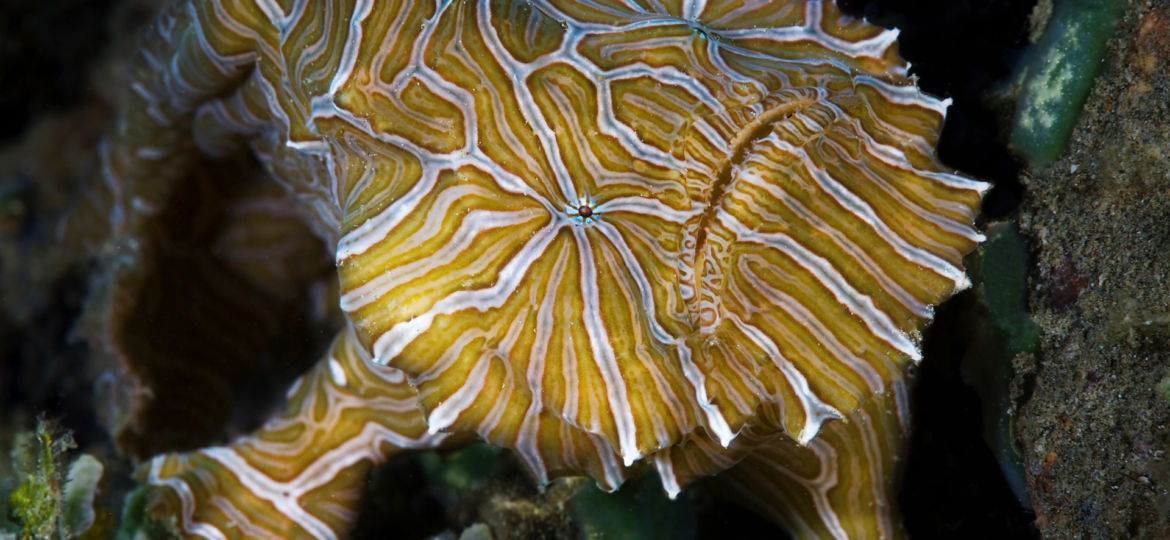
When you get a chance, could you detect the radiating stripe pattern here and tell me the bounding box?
[316,0,985,473]
[74,0,986,538]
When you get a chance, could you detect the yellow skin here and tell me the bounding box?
[67,0,984,538]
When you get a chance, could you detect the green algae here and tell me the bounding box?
[976,223,1040,355]
[2,418,113,540]
[4,418,74,538]
[569,474,695,540]
[6,419,74,539]
[420,444,505,493]
[1010,0,1125,168]
[962,222,1039,506]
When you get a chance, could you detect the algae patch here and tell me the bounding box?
[1010,0,1125,168]
[2,417,111,539]
[962,222,1039,507]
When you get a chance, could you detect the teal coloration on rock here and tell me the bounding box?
[570,474,695,540]
[962,222,1039,507]
[1010,0,1125,168]
[977,223,1040,355]
[419,444,504,492]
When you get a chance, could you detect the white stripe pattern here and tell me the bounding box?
[78,0,985,538]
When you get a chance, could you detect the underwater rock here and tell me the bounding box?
[1009,0,1125,169]
[1016,2,1170,537]
[961,222,1037,507]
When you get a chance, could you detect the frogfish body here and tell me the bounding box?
[65,0,985,538]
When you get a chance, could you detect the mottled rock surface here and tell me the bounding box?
[1017,2,1170,537]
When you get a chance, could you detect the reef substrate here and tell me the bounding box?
[1016,1,1170,536]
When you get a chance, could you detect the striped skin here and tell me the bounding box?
[658,381,914,540]
[321,0,985,476]
[70,0,986,538]
[143,327,451,539]
[713,387,913,540]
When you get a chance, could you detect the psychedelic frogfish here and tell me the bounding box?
[64,0,985,538]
